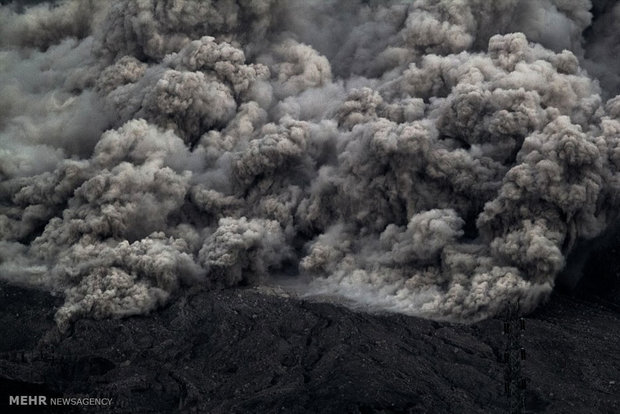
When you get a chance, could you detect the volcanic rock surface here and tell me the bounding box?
[0,281,618,414]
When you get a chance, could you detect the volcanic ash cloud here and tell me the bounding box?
[2,0,620,328]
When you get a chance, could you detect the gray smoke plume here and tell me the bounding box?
[2,0,620,329]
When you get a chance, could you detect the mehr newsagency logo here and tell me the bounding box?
[9,395,113,407]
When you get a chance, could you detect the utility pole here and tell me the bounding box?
[502,301,526,413]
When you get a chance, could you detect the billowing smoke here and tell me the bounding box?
[2,0,620,329]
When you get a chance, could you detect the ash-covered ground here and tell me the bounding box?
[0,276,618,413]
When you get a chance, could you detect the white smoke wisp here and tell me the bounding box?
[2,0,620,328]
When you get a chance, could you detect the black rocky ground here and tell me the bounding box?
[0,279,618,414]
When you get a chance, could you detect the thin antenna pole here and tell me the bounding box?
[503,301,526,413]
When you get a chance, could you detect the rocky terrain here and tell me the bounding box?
[0,277,618,414]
